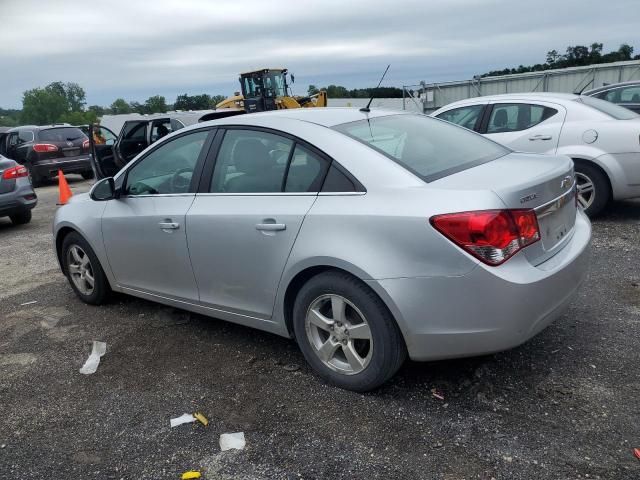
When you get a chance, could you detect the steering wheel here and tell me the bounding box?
[170,167,193,193]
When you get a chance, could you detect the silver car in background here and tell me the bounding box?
[0,154,37,225]
[53,109,591,391]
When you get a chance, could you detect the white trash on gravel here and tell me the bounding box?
[170,413,196,428]
[79,341,106,375]
[219,432,245,451]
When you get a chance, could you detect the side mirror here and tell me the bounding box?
[90,177,116,201]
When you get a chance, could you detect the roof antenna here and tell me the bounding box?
[360,64,390,113]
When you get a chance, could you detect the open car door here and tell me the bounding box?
[89,124,120,180]
[112,117,185,168]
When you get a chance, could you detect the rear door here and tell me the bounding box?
[186,127,330,318]
[101,128,214,301]
[481,101,566,154]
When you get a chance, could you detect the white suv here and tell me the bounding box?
[432,93,640,216]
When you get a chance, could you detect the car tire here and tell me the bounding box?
[81,170,95,180]
[292,271,406,392]
[9,210,32,225]
[574,162,610,217]
[61,232,111,305]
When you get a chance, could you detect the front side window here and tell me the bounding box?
[124,130,209,196]
[333,114,509,182]
[619,86,640,103]
[486,104,557,134]
[436,104,484,131]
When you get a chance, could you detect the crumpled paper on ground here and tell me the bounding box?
[79,341,106,375]
[170,413,196,428]
[220,432,245,451]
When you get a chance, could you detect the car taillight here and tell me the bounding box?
[33,143,58,153]
[83,139,89,149]
[2,165,29,180]
[430,209,540,266]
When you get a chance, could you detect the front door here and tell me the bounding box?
[482,102,566,154]
[186,128,329,318]
[102,128,213,301]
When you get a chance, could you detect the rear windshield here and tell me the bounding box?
[38,127,86,142]
[333,114,509,182]
[575,96,638,120]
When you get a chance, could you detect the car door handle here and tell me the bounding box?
[529,134,552,141]
[256,222,286,231]
[158,221,180,230]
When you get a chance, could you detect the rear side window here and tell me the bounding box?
[321,165,357,192]
[210,129,330,193]
[333,114,509,182]
[284,144,328,192]
[575,96,638,120]
[486,104,557,133]
[436,104,484,131]
[38,127,85,142]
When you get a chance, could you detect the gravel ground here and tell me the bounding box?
[0,176,639,479]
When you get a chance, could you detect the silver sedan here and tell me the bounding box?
[53,109,591,391]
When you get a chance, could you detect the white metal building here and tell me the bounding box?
[404,59,640,113]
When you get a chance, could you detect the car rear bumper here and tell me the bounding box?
[368,210,591,361]
[32,155,91,178]
[0,184,37,217]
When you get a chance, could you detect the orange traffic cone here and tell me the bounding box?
[57,169,73,205]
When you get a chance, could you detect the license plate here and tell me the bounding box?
[536,187,576,251]
[63,148,80,157]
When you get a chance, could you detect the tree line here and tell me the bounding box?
[307,85,404,98]
[482,42,638,77]
[0,83,228,127]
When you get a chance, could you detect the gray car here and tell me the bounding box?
[0,154,37,225]
[583,80,640,114]
[53,108,591,391]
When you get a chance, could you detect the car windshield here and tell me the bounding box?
[333,114,509,182]
[39,127,86,142]
[575,96,639,120]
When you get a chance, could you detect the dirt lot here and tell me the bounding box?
[0,176,639,479]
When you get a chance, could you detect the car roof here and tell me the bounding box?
[200,107,409,129]
[583,80,640,95]
[7,124,80,132]
[440,93,585,110]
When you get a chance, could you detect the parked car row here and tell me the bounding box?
[0,117,187,188]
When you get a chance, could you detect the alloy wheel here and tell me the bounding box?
[67,245,95,296]
[575,171,595,210]
[305,294,373,375]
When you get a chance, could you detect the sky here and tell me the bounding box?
[0,0,638,108]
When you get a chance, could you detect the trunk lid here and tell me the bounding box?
[431,152,577,265]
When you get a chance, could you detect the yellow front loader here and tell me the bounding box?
[215,68,327,113]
